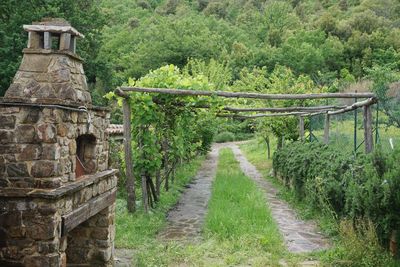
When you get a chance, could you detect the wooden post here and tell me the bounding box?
[139,126,149,213]
[122,99,136,213]
[299,116,304,141]
[324,114,330,144]
[363,104,374,153]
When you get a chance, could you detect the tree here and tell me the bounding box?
[367,65,400,128]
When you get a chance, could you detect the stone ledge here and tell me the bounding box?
[23,48,83,61]
[0,169,118,199]
[0,97,110,112]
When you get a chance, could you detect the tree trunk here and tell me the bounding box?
[162,138,169,191]
[147,174,158,203]
[264,136,271,159]
[277,135,283,150]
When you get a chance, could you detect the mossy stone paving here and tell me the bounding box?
[158,143,224,241]
[229,144,330,253]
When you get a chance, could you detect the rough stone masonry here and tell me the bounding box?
[0,18,118,267]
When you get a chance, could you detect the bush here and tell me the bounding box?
[322,220,394,266]
[273,142,400,246]
[214,131,235,143]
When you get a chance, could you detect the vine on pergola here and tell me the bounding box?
[110,65,376,213]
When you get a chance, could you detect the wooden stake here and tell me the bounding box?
[122,99,136,213]
[299,116,305,141]
[324,114,330,144]
[139,127,149,213]
[363,105,374,153]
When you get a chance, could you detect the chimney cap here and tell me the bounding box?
[23,18,84,38]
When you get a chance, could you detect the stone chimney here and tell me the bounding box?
[5,18,91,105]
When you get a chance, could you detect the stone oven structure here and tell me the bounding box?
[0,18,117,267]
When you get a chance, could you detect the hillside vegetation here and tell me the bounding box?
[1,0,399,98]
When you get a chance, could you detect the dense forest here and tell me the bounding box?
[1,0,399,100]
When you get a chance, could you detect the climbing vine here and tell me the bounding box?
[108,65,219,212]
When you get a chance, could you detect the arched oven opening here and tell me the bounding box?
[76,134,97,179]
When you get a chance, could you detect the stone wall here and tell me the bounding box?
[0,104,110,190]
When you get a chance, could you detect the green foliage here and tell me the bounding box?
[241,139,398,266]
[367,65,400,128]
[214,131,235,143]
[321,220,394,267]
[273,142,400,245]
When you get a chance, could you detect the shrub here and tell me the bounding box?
[322,220,394,266]
[214,131,235,143]
[273,142,400,246]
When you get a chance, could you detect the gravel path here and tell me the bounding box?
[229,143,330,253]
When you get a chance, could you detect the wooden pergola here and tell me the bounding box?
[116,87,377,153]
[115,86,377,212]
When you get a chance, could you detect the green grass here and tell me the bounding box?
[204,148,285,260]
[115,147,308,266]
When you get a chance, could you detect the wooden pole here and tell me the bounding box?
[223,105,346,112]
[139,126,149,213]
[363,104,374,153]
[120,87,375,100]
[299,116,305,141]
[218,112,308,119]
[122,99,136,213]
[324,113,330,144]
[328,98,377,116]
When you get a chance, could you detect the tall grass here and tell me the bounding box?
[205,148,284,251]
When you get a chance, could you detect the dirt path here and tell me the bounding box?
[229,143,330,253]
[157,143,227,241]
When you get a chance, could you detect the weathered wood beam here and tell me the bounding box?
[218,112,308,119]
[122,98,136,213]
[224,105,345,112]
[324,114,330,144]
[120,87,375,100]
[152,98,346,113]
[363,104,374,153]
[328,98,377,115]
[299,116,305,141]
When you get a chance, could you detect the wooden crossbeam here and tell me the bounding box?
[223,105,345,113]
[327,98,377,115]
[119,87,375,100]
[218,112,308,119]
